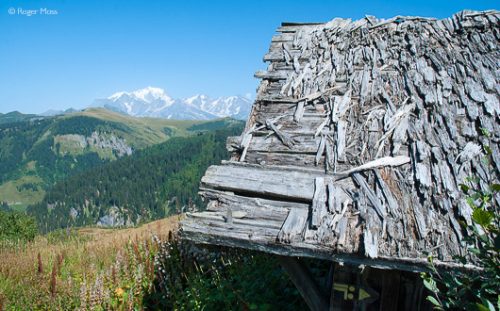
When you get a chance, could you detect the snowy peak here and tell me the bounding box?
[93,87,252,120]
[131,86,173,103]
[94,87,176,117]
[191,95,252,119]
[108,86,174,104]
[184,94,209,107]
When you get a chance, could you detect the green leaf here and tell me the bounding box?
[468,247,481,255]
[480,128,490,137]
[426,296,442,309]
[471,192,482,200]
[460,183,470,193]
[490,184,500,193]
[475,302,493,311]
[483,145,492,155]
[467,197,477,209]
[472,208,494,227]
[423,278,438,293]
[481,298,496,311]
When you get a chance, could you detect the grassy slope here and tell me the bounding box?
[0,176,45,211]
[73,108,206,148]
[0,215,180,309]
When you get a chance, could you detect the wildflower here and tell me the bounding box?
[115,287,125,297]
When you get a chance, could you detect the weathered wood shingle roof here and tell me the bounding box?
[181,10,500,271]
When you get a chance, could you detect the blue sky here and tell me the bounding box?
[0,0,498,114]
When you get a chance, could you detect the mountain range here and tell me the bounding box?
[92,86,253,120]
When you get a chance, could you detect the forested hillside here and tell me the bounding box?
[27,123,243,232]
[0,108,226,210]
[0,111,40,124]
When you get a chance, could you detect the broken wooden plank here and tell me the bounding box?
[352,173,386,221]
[278,208,309,243]
[254,70,289,80]
[336,156,411,179]
[311,177,328,228]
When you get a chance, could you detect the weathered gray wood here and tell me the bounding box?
[201,162,323,201]
[294,101,306,122]
[186,211,283,229]
[181,225,481,272]
[254,70,289,80]
[271,33,295,42]
[201,189,308,217]
[316,135,327,165]
[228,134,321,154]
[265,118,297,148]
[243,151,331,167]
[373,170,400,217]
[183,10,499,273]
[352,173,386,221]
[311,177,328,228]
[239,131,253,162]
[327,183,349,214]
[336,156,411,179]
[278,208,309,243]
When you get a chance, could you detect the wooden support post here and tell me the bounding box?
[328,263,337,311]
[325,262,335,297]
[379,270,401,311]
[278,256,329,311]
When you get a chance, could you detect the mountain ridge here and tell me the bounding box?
[93,86,253,120]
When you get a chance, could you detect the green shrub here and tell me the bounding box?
[0,210,38,242]
[145,235,306,310]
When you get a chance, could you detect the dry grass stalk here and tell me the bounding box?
[50,259,58,297]
[37,252,43,274]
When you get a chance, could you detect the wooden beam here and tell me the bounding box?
[278,256,329,311]
[181,227,480,273]
[200,162,325,202]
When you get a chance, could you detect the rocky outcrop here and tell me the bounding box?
[96,206,134,227]
[55,131,132,157]
[86,132,132,156]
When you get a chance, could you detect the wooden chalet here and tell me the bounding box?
[181,10,500,310]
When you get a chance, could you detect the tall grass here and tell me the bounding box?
[1,215,306,310]
[0,216,177,310]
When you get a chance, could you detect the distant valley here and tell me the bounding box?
[0,108,243,217]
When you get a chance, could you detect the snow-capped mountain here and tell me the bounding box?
[185,95,252,120]
[93,87,176,117]
[92,87,252,120]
